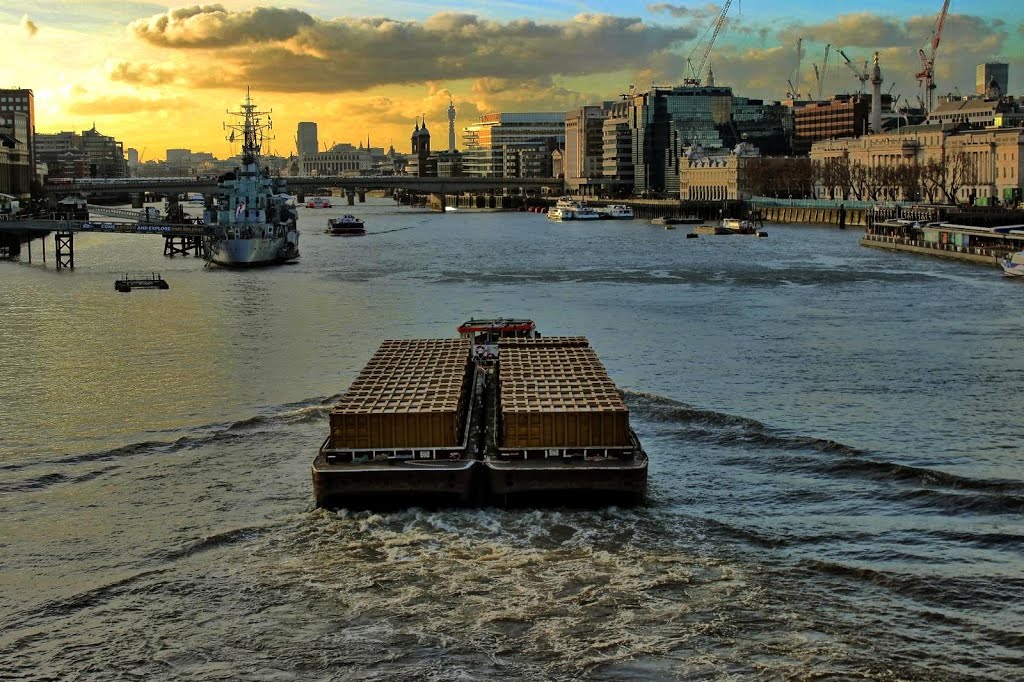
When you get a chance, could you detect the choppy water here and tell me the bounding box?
[1,198,1022,680]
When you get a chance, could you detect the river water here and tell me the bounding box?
[1,198,1022,680]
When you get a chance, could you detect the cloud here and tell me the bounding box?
[21,13,38,37]
[647,3,721,22]
[125,8,694,93]
[131,4,315,48]
[110,62,179,86]
[779,13,910,48]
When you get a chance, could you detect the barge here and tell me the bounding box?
[313,321,648,508]
[312,338,483,508]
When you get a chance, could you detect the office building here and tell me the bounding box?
[297,122,318,157]
[0,111,31,197]
[564,105,608,196]
[976,63,1009,97]
[461,112,565,177]
[0,89,35,178]
[629,84,733,196]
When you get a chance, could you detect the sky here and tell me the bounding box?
[2,1,1021,160]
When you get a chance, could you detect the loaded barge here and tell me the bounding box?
[312,320,648,508]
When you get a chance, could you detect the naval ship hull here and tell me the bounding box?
[204,236,292,267]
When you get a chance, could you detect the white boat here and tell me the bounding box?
[721,218,757,234]
[598,205,634,220]
[547,206,573,221]
[1000,251,1024,277]
[575,205,600,220]
[306,196,332,208]
[202,89,299,267]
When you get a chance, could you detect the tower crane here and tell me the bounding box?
[683,0,734,86]
[915,0,951,114]
[839,49,870,93]
[786,38,806,99]
[820,43,831,99]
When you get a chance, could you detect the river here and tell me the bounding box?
[1,198,1021,680]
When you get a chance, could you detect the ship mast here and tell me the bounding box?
[224,87,273,167]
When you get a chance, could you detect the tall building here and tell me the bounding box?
[976,63,1009,97]
[791,94,892,156]
[629,84,733,196]
[602,99,634,196]
[461,112,565,177]
[564,104,609,196]
[0,111,32,197]
[0,89,35,179]
[36,126,126,178]
[297,122,318,157]
[447,100,457,153]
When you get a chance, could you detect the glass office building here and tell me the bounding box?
[461,112,565,177]
[630,85,733,195]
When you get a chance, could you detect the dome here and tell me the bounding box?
[418,122,430,136]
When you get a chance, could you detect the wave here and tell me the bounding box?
[433,267,938,287]
[798,558,1024,611]
[623,390,1024,501]
[0,395,341,493]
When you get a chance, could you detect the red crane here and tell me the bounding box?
[915,0,951,114]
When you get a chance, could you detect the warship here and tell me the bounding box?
[203,89,299,266]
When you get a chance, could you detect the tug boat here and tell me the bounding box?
[325,215,366,236]
[306,196,332,208]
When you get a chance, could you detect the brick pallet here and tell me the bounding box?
[330,338,471,449]
[498,337,630,448]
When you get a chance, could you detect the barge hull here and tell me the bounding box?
[484,456,648,506]
[312,456,479,508]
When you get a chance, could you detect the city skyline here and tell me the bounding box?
[2,1,1021,159]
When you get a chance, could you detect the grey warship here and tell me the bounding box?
[203,89,299,267]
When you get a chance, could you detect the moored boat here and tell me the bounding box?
[325,215,365,236]
[202,90,299,267]
[1001,251,1024,277]
[721,218,757,234]
[693,224,730,235]
[597,205,634,220]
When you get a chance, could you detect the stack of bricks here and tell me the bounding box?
[330,338,471,448]
[498,337,630,448]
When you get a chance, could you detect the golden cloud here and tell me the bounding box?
[124,8,695,93]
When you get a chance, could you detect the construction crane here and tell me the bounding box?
[683,0,734,86]
[788,37,804,100]
[839,49,871,93]
[915,0,951,114]
[812,64,821,100]
[820,43,831,99]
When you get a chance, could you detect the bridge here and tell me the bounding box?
[43,175,564,199]
[0,204,207,268]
